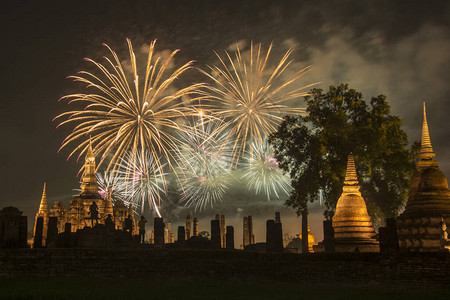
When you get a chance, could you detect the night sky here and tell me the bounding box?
[1,0,449,241]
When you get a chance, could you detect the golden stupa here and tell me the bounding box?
[332,155,379,252]
[396,103,450,251]
[299,226,316,253]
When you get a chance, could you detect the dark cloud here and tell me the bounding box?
[1,0,449,239]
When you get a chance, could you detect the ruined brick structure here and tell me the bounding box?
[396,103,450,251]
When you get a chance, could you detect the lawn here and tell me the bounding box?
[0,277,448,300]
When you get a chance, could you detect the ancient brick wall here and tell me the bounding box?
[0,249,449,286]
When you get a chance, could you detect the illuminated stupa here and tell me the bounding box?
[299,226,317,253]
[65,139,106,231]
[33,182,49,245]
[332,155,379,252]
[396,103,450,251]
[33,140,136,246]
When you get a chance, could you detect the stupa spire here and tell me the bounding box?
[80,137,100,196]
[86,136,95,160]
[38,182,48,213]
[342,154,361,196]
[344,154,358,186]
[420,102,435,160]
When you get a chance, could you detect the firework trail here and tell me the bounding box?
[96,171,129,202]
[116,151,167,217]
[55,39,207,175]
[201,41,315,164]
[242,139,291,201]
[177,113,234,210]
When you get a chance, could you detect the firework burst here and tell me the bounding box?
[55,39,206,174]
[242,139,291,200]
[202,42,315,164]
[116,150,167,217]
[177,114,233,210]
[96,171,129,202]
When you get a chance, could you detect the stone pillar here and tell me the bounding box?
[154,217,165,246]
[185,215,191,240]
[220,215,226,248]
[64,223,71,248]
[275,212,281,224]
[266,220,275,251]
[165,223,172,244]
[211,219,221,249]
[379,218,399,252]
[46,217,58,248]
[266,220,283,252]
[226,226,234,249]
[19,216,27,248]
[274,221,283,251]
[386,218,399,250]
[33,217,44,248]
[248,216,254,244]
[323,220,335,252]
[164,228,169,244]
[193,218,199,237]
[178,226,185,242]
[243,216,249,247]
[301,211,309,253]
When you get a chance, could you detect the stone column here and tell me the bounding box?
[19,216,27,248]
[301,211,309,253]
[64,223,71,248]
[266,220,275,251]
[275,212,281,224]
[220,215,226,248]
[33,217,44,248]
[185,215,191,240]
[226,226,234,249]
[178,226,185,242]
[243,216,249,247]
[379,218,399,252]
[323,220,335,252]
[46,217,58,248]
[211,219,221,249]
[248,216,254,244]
[193,218,199,237]
[274,221,283,252]
[266,220,283,252]
[165,222,172,244]
[154,217,165,246]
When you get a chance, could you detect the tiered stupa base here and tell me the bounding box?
[397,215,450,252]
[334,239,379,252]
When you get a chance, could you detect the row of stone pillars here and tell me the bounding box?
[154,213,286,252]
[34,216,72,248]
[149,214,234,249]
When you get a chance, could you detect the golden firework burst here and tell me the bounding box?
[202,42,316,164]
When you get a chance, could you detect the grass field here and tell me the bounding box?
[0,277,448,300]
